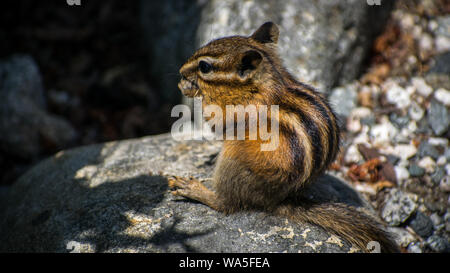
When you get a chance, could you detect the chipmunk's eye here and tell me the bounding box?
[198,61,213,74]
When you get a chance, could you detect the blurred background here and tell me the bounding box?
[0,1,175,186]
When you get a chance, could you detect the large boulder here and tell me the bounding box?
[0,55,77,160]
[0,134,373,253]
[140,0,394,102]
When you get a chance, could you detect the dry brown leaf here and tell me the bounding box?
[347,158,382,183]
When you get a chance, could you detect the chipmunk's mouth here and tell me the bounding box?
[178,77,201,98]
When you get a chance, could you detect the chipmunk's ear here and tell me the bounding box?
[250,22,279,44]
[238,50,262,78]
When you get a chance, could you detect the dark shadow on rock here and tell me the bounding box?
[134,216,214,253]
[0,139,215,252]
[69,174,214,253]
[301,174,367,208]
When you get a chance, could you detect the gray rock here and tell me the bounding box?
[433,16,450,38]
[408,212,434,238]
[386,154,401,166]
[428,52,450,75]
[427,100,449,136]
[360,115,376,127]
[381,189,418,226]
[416,117,432,134]
[0,55,77,159]
[389,112,410,129]
[0,134,374,253]
[418,141,441,160]
[440,176,450,192]
[445,212,450,232]
[445,148,450,161]
[425,73,450,91]
[426,235,449,253]
[386,227,415,248]
[429,213,443,227]
[431,167,445,185]
[329,84,358,119]
[407,242,423,253]
[409,164,425,177]
[140,0,394,101]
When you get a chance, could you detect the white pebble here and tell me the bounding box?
[399,121,418,138]
[440,176,450,193]
[407,120,418,132]
[418,156,436,173]
[428,137,449,147]
[392,144,417,161]
[354,183,377,195]
[434,88,450,106]
[435,36,450,54]
[400,13,415,29]
[419,33,433,51]
[437,156,447,166]
[430,213,443,226]
[370,116,399,147]
[446,164,450,176]
[428,20,438,31]
[344,144,363,164]
[395,166,410,182]
[408,243,423,253]
[397,159,410,168]
[353,125,370,144]
[346,107,372,133]
[408,101,424,121]
[428,137,448,147]
[386,84,411,108]
[407,55,417,65]
[412,77,433,97]
[347,116,361,133]
[412,25,423,39]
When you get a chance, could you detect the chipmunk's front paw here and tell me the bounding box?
[167,175,205,199]
[167,175,220,211]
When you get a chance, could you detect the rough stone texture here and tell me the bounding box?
[0,134,375,253]
[426,235,449,253]
[427,99,449,136]
[0,55,77,159]
[381,189,418,226]
[140,0,394,102]
[329,83,358,119]
[408,212,434,238]
[428,52,450,75]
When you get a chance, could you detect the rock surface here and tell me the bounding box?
[381,189,418,226]
[0,134,374,253]
[140,0,394,101]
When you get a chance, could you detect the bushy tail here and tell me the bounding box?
[275,202,399,253]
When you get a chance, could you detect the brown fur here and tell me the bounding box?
[170,22,399,253]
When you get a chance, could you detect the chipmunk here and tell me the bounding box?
[169,22,399,253]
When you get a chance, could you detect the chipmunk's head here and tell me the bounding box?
[178,22,281,105]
